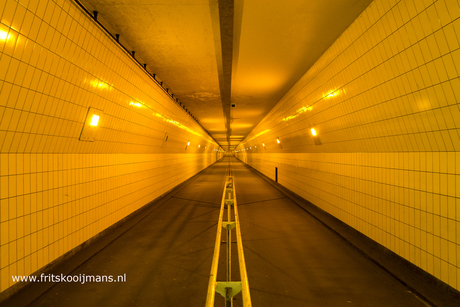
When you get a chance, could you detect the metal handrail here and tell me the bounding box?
[205,178,227,306]
[205,176,252,307]
[234,189,251,306]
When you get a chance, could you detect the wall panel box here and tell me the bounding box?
[79,107,103,142]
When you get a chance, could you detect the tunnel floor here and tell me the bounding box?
[4,156,431,307]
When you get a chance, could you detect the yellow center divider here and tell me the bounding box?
[205,176,252,307]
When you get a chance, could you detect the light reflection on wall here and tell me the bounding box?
[89,79,112,90]
[416,97,432,111]
[0,30,9,41]
[129,101,143,108]
[127,97,215,144]
[282,105,312,122]
[236,128,271,152]
[323,88,344,99]
[246,129,270,142]
[85,75,215,146]
[154,112,216,145]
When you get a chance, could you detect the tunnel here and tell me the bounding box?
[1,0,460,306]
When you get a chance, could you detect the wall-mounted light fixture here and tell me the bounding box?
[79,107,103,141]
[185,140,190,150]
[311,126,322,145]
[277,137,282,149]
[90,114,99,126]
[0,29,9,42]
[311,128,317,136]
[161,133,169,148]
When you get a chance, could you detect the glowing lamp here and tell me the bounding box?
[311,126,322,145]
[0,30,8,41]
[90,114,100,126]
[79,107,103,142]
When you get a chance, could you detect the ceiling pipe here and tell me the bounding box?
[216,0,234,148]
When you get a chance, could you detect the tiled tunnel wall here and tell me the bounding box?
[0,0,224,294]
[236,0,460,292]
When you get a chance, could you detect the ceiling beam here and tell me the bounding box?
[211,0,234,150]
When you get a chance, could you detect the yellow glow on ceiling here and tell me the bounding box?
[199,117,226,124]
[238,72,286,94]
[231,122,254,129]
[253,76,279,91]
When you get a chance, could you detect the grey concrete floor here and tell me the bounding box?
[231,157,427,307]
[1,156,442,306]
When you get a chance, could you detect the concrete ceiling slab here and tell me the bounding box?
[77,0,373,150]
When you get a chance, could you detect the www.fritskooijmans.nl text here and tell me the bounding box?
[12,273,127,285]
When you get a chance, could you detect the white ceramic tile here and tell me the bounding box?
[1,0,16,27]
[0,0,222,293]
[236,0,460,293]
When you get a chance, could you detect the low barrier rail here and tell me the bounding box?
[205,176,251,307]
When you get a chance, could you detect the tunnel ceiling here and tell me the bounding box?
[77,0,373,150]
